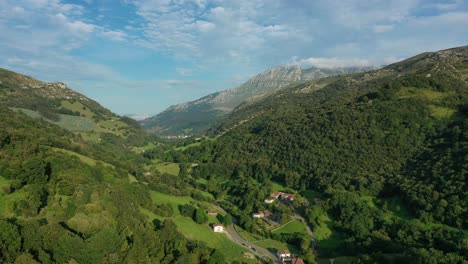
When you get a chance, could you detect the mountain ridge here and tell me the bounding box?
[141,64,376,136]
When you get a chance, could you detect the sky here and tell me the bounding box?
[1,0,467,118]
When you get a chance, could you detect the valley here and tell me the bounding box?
[0,46,467,264]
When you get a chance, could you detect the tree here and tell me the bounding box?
[179,163,188,178]
[0,219,22,263]
[223,213,233,225]
[193,208,208,224]
[207,250,225,264]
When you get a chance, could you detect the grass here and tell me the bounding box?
[61,100,94,117]
[150,191,195,216]
[128,174,138,184]
[428,105,456,119]
[94,119,128,136]
[397,87,448,101]
[175,217,250,262]
[313,214,333,241]
[0,188,26,216]
[0,176,9,195]
[174,142,202,151]
[154,162,180,176]
[271,181,285,192]
[253,239,290,252]
[11,107,133,136]
[375,197,413,221]
[56,115,95,131]
[235,226,265,242]
[10,107,95,131]
[147,191,253,263]
[132,142,157,153]
[79,132,101,143]
[50,147,114,168]
[272,219,308,235]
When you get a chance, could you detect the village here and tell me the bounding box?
[206,190,316,264]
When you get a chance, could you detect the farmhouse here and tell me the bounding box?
[281,193,296,201]
[264,198,275,204]
[212,224,224,233]
[253,210,271,218]
[271,192,283,199]
[277,249,291,261]
[207,210,218,216]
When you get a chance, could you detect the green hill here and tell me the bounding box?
[0,68,146,144]
[0,72,226,263]
[181,46,468,262]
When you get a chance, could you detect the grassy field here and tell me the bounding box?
[147,191,254,263]
[79,132,101,143]
[397,87,448,101]
[154,162,180,176]
[174,137,218,152]
[94,119,128,136]
[150,191,195,216]
[174,142,202,151]
[272,219,308,235]
[271,181,285,192]
[132,142,157,153]
[56,115,95,131]
[313,214,333,241]
[61,100,94,117]
[175,217,254,262]
[10,107,95,131]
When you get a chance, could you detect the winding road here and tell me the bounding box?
[210,204,280,263]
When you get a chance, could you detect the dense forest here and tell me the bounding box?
[180,47,468,263]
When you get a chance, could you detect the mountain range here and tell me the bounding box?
[0,46,466,264]
[141,65,376,136]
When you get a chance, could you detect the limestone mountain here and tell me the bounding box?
[141,65,375,136]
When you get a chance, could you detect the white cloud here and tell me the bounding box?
[102,30,127,42]
[373,24,395,33]
[290,57,373,69]
[176,67,193,76]
[425,0,464,11]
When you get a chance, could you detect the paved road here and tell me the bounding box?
[225,225,280,263]
[210,204,280,263]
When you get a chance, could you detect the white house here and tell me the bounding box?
[213,224,224,233]
[264,198,275,204]
[277,249,291,261]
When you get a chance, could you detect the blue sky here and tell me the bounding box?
[1,0,467,118]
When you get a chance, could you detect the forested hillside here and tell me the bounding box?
[142,65,373,137]
[181,46,468,263]
[0,77,220,263]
